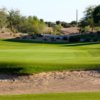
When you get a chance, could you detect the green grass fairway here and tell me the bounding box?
[0,39,100,74]
[0,92,100,100]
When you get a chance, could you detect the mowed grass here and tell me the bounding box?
[0,92,100,100]
[0,39,100,74]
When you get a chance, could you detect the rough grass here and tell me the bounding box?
[0,39,100,74]
[0,92,100,100]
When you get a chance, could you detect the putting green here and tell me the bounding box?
[0,40,100,74]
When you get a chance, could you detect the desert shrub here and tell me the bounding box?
[69,36,80,42]
[62,36,68,40]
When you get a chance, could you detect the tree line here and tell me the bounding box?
[0,8,63,35]
[0,8,78,35]
[0,9,46,34]
[0,5,100,35]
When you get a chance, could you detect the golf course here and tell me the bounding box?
[0,39,99,99]
[0,0,100,99]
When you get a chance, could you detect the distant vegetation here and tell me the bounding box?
[0,8,62,35]
[0,5,99,35]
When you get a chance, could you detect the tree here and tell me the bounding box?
[7,9,21,33]
[45,22,55,27]
[16,15,46,34]
[79,6,95,32]
[0,8,7,29]
[61,22,70,28]
[56,21,61,25]
[84,6,95,32]
[17,16,31,33]
[79,18,90,32]
[53,24,62,34]
[32,16,44,34]
[40,19,44,23]
[38,19,45,33]
[93,5,100,25]
[70,21,77,27]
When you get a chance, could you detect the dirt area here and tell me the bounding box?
[61,27,79,34]
[0,33,21,39]
[0,70,100,95]
[0,33,13,39]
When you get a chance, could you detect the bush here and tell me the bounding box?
[50,37,56,41]
[62,36,68,40]
[69,36,80,42]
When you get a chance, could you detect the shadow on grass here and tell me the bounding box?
[3,39,67,44]
[3,38,100,47]
[0,67,24,74]
[63,42,100,47]
[0,67,30,80]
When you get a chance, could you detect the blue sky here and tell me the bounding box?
[0,0,100,22]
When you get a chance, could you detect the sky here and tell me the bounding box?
[0,0,100,22]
